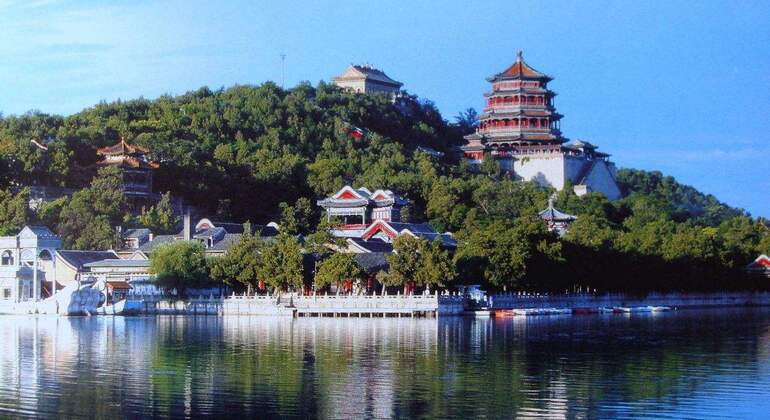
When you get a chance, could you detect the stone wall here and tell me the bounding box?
[486,292,770,310]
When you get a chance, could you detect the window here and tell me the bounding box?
[2,289,10,299]
[1,251,12,266]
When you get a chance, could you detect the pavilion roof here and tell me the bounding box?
[480,109,557,118]
[97,139,150,156]
[488,51,552,82]
[538,200,577,222]
[96,156,160,169]
[58,250,119,271]
[334,65,403,87]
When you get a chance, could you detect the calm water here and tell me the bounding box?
[0,309,769,419]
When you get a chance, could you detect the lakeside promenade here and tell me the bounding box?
[121,291,770,317]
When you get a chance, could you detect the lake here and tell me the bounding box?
[0,308,769,419]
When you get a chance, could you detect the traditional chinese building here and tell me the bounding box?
[538,198,577,236]
[333,65,403,96]
[461,51,622,200]
[317,186,456,252]
[745,255,770,279]
[96,139,160,209]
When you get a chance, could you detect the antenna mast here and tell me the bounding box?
[280,53,286,89]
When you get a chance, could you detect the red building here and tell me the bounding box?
[96,139,159,209]
[461,52,623,201]
[462,50,565,161]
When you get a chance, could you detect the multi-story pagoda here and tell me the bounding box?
[463,50,564,163]
[96,139,159,208]
[461,51,622,200]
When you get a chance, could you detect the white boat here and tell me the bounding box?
[613,306,672,313]
[512,308,572,316]
[0,283,101,316]
[95,297,145,315]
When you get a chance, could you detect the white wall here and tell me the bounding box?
[513,154,566,189]
[582,161,623,201]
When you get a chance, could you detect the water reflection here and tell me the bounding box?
[0,309,769,418]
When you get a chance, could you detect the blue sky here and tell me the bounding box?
[0,0,768,217]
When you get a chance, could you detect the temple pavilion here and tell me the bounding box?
[96,139,159,208]
[538,198,577,236]
[462,50,564,160]
[317,186,456,253]
[461,51,623,200]
[332,65,403,96]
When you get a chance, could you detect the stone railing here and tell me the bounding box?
[292,293,439,315]
[486,292,770,310]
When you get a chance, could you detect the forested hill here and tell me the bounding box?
[0,82,468,222]
[0,82,767,292]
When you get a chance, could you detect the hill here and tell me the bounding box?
[0,82,768,292]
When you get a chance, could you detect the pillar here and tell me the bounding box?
[33,247,39,301]
[51,251,57,297]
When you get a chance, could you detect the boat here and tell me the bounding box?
[613,306,672,314]
[512,308,572,316]
[572,307,598,315]
[95,298,133,315]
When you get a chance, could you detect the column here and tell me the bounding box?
[51,251,56,297]
[33,248,39,301]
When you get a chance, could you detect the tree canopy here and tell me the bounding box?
[0,81,767,293]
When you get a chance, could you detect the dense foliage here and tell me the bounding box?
[0,82,767,293]
[148,241,209,297]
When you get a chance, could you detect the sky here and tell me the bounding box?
[0,0,768,217]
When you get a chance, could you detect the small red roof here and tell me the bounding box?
[97,139,150,156]
[490,51,551,82]
[95,139,158,169]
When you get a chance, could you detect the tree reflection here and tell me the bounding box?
[0,309,766,418]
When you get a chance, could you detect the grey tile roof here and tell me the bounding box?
[354,252,390,274]
[349,238,394,253]
[24,226,59,239]
[83,259,150,268]
[194,227,227,241]
[138,234,176,252]
[208,234,242,251]
[387,222,457,248]
[122,228,151,240]
[58,250,119,270]
[538,205,577,222]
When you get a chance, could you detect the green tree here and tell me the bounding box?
[414,238,455,290]
[384,235,424,290]
[258,233,304,291]
[455,219,559,291]
[136,192,179,234]
[314,252,364,291]
[56,166,126,249]
[0,188,30,235]
[209,225,264,293]
[279,197,315,235]
[149,241,209,297]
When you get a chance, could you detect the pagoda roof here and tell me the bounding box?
[480,109,557,119]
[318,186,408,208]
[538,200,577,222]
[484,87,549,96]
[96,139,158,169]
[97,139,150,156]
[333,65,403,87]
[484,132,563,141]
[488,51,552,82]
[96,156,159,170]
